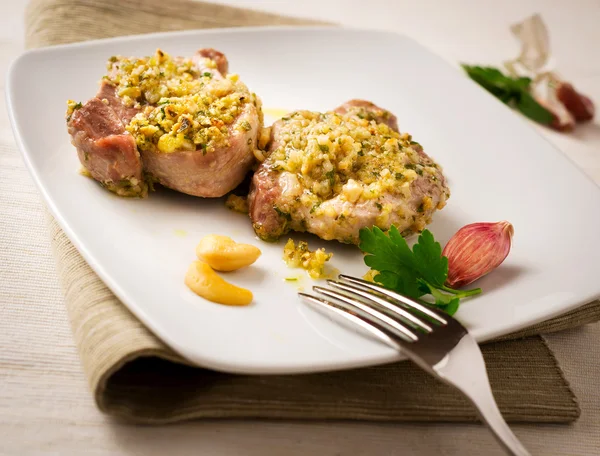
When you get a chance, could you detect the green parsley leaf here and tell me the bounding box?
[375,270,424,300]
[513,76,533,91]
[439,297,460,316]
[461,64,554,126]
[360,226,415,275]
[359,226,481,314]
[412,230,447,287]
[516,91,555,125]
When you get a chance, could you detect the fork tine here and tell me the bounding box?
[313,286,419,342]
[338,274,448,324]
[299,293,400,349]
[326,280,434,332]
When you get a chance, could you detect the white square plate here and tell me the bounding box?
[7,27,600,374]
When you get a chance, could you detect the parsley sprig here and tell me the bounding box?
[359,227,481,315]
[461,64,554,126]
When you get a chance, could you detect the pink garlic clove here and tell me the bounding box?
[556,82,595,123]
[443,221,514,288]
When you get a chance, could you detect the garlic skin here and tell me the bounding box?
[443,221,514,288]
[531,77,575,132]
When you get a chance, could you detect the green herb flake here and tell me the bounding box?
[203,72,213,78]
[325,170,335,186]
[273,206,292,221]
[318,144,330,152]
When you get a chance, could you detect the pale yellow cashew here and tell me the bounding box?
[196,234,261,272]
[185,261,253,306]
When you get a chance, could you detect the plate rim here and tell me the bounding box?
[6,25,600,374]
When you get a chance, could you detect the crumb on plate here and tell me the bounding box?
[283,238,332,279]
[225,194,249,213]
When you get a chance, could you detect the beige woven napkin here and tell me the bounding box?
[28,0,600,424]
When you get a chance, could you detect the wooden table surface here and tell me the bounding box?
[1,1,599,455]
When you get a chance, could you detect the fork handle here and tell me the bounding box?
[433,336,531,456]
[471,392,531,456]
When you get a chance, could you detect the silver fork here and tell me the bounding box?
[299,274,531,456]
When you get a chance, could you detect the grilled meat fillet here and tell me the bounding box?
[248,100,449,244]
[67,48,262,197]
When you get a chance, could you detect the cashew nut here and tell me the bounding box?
[196,234,261,272]
[185,261,253,306]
